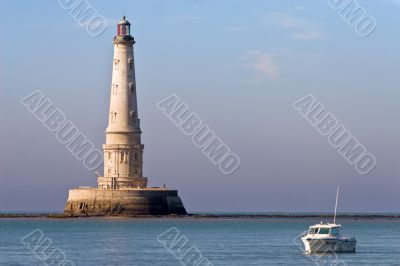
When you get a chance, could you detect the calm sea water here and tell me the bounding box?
[0,217,399,265]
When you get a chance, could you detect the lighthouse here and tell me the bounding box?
[97,16,147,189]
[64,17,187,216]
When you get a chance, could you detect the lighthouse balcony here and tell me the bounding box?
[113,35,135,45]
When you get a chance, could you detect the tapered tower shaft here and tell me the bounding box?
[98,16,147,189]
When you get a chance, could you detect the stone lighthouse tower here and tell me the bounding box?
[64,17,187,216]
[97,16,147,189]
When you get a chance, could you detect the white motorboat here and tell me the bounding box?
[301,222,356,253]
[300,186,356,253]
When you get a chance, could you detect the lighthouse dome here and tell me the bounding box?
[119,16,131,25]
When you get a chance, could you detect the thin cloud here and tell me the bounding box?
[242,51,279,80]
[261,12,325,41]
[292,29,324,40]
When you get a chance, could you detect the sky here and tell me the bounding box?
[1,0,399,213]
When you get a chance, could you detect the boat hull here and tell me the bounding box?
[301,237,356,253]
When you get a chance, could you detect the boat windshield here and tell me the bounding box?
[309,227,331,234]
[318,228,330,234]
[330,227,339,235]
[309,228,318,234]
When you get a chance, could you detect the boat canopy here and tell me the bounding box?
[309,223,341,229]
[308,223,341,235]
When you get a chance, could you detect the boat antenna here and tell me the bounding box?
[334,185,340,224]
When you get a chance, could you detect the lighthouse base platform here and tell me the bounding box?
[64,187,187,216]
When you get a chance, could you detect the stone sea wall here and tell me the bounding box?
[64,189,187,216]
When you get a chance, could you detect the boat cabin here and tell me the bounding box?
[308,223,341,236]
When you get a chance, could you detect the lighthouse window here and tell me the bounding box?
[129,83,134,92]
[128,58,133,69]
[121,152,128,163]
[130,111,136,118]
[114,59,119,70]
[111,112,117,123]
[112,84,118,94]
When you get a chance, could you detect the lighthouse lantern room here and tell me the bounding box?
[117,16,130,36]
